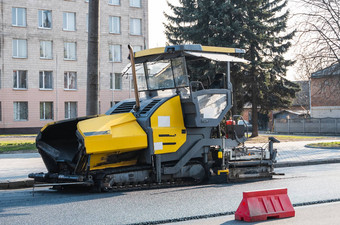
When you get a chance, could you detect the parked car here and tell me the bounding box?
[238,120,253,132]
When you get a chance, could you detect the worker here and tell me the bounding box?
[210,73,224,89]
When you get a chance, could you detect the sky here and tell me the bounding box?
[148,0,178,48]
[147,0,301,80]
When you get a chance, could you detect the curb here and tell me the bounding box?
[275,158,340,168]
[2,158,340,190]
[0,179,34,190]
[304,145,340,150]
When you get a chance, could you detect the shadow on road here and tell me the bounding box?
[0,187,124,216]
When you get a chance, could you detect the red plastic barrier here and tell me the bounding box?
[235,188,295,222]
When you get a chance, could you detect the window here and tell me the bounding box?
[109,16,120,34]
[130,75,134,90]
[110,73,122,89]
[130,18,142,35]
[38,10,52,28]
[109,0,120,5]
[65,102,77,119]
[40,41,53,59]
[130,0,141,7]
[39,71,53,89]
[12,39,27,58]
[63,12,76,31]
[64,72,77,90]
[13,70,27,89]
[14,102,28,121]
[109,45,121,62]
[12,8,26,27]
[129,74,146,90]
[64,42,76,60]
[133,45,142,52]
[0,102,2,121]
[40,102,53,120]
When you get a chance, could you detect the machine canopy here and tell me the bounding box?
[183,51,249,63]
[123,57,190,91]
[121,45,249,92]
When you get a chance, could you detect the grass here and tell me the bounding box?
[0,140,37,153]
[306,142,340,148]
[0,134,36,137]
[272,135,323,139]
[246,134,338,143]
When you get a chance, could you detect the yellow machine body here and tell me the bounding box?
[150,96,187,154]
[77,113,148,170]
[89,156,138,171]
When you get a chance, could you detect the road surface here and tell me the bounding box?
[1,163,340,224]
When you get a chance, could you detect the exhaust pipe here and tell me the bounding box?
[128,45,140,111]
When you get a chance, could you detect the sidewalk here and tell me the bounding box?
[261,139,340,167]
[1,139,340,189]
[0,153,46,189]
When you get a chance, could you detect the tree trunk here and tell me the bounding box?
[251,84,259,137]
[249,40,259,137]
[86,0,100,116]
[230,75,238,116]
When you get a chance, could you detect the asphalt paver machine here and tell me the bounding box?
[29,44,280,191]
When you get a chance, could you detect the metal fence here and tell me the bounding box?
[274,118,340,134]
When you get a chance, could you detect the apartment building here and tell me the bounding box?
[0,0,148,133]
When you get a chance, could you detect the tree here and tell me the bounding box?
[165,0,299,137]
[165,1,246,117]
[294,0,340,80]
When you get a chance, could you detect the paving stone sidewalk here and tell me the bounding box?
[272,140,340,167]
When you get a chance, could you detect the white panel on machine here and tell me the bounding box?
[154,142,163,150]
[158,116,170,127]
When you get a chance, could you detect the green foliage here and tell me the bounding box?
[165,0,300,135]
[306,142,340,148]
[0,141,36,152]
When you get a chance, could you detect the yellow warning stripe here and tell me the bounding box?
[134,45,245,58]
[134,47,165,58]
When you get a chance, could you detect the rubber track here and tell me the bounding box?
[126,198,340,225]
[107,179,202,193]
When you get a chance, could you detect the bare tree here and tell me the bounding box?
[294,0,340,79]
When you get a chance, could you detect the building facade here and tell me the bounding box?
[0,0,148,133]
[310,64,340,118]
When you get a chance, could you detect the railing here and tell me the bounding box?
[274,118,340,134]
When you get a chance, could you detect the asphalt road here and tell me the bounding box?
[1,163,340,225]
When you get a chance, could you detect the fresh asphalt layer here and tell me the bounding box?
[1,139,340,189]
[2,163,340,225]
